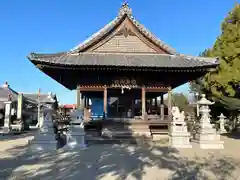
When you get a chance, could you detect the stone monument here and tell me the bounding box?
[218,113,227,134]
[65,110,86,149]
[28,109,57,152]
[169,106,192,148]
[195,94,224,149]
[2,101,12,134]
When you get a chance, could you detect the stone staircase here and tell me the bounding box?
[85,119,169,144]
[101,122,151,138]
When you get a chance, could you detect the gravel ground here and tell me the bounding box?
[0,133,240,180]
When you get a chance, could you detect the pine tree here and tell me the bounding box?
[203,4,240,98]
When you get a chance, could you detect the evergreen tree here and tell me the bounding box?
[203,4,240,98]
[189,49,211,97]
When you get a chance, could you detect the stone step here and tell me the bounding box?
[103,124,149,128]
[101,130,151,138]
[102,128,150,132]
[150,129,168,134]
[86,136,151,144]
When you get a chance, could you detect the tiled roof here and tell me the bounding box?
[29,52,218,68]
[23,93,56,104]
[0,86,18,102]
[70,3,176,54]
[27,3,219,70]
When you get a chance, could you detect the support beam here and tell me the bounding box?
[160,94,164,120]
[141,87,146,119]
[168,87,172,121]
[103,87,107,116]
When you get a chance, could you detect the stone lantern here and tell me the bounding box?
[28,103,57,152]
[194,94,224,149]
[65,109,87,149]
[218,113,227,134]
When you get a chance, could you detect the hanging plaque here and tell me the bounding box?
[112,78,137,86]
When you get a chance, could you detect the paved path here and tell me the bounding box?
[0,133,240,180]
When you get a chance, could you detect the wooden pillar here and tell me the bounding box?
[160,94,164,120]
[131,99,135,118]
[155,97,157,111]
[168,87,172,121]
[83,96,86,108]
[76,87,80,109]
[103,87,107,116]
[141,87,146,119]
[150,99,153,113]
[86,97,89,107]
[80,94,84,110]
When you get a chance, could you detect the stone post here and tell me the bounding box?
[17,93,23,120]
[194,94,224,149]
[14,93,24,131]
[218,113,227,134]
[3,101,12,134]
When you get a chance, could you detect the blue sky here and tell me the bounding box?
[0,0,236,104]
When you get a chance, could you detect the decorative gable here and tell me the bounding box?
[92,34,157,53]
[91,18,167,53]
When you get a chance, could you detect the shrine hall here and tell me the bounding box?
[28,3,218,123]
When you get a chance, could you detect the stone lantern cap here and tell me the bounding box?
[197,94,214,106]
[218,113,226,119]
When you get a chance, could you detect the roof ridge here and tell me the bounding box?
[70,3,176,54]
[22,92,50,95]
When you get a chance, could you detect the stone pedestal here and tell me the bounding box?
[29,111,57,152]
[2,101,12,134]
[218,113,227,134]
[169,107,192,148]
[65,111,86,149]
[195,94,224,149]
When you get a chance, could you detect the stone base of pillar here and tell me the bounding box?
[169,122,192,148]
[194,128,224,149]
[65,125,87,149]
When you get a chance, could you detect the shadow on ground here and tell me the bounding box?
[0,130,37,141]
[221,132,240,139]
[0,140,239,180]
